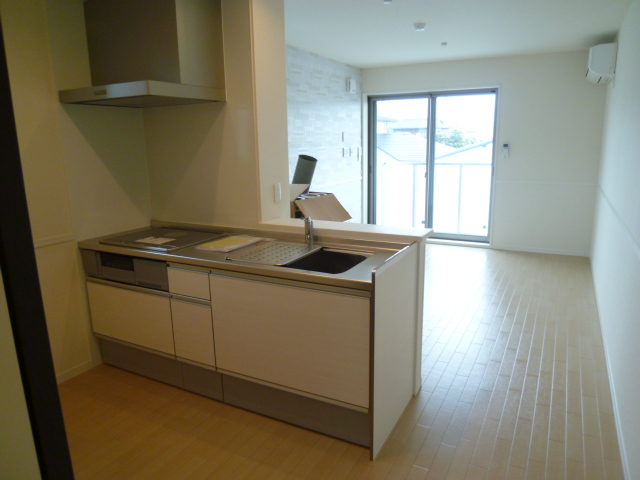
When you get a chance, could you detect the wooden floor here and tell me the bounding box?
[58,244,624,479]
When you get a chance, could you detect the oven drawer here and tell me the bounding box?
[81,250,168,291]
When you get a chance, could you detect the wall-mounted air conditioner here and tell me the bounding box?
[586,43,618,84]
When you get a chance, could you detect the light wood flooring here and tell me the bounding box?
[58,244,624,479]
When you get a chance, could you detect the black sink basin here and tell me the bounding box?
[285,248,368,274]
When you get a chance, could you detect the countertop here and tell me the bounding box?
[78,224,426,292]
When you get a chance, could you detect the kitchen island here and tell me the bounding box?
[79,222,430,459]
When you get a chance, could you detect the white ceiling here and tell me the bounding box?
[284,0,631,68]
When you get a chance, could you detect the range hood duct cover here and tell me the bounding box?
[59,0,225,108]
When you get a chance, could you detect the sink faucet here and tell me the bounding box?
[304,216,314,247]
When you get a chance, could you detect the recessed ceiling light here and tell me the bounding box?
[414,22,426,32]
[383,0,392,4]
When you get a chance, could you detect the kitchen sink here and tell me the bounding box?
[284,248,370,274]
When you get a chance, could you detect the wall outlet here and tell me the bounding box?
[274,183,282,203]
[346,78,357,93]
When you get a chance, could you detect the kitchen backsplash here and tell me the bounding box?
[286,46,363,222]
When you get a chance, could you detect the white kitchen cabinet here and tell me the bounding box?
[168,265,210,300]
[209,273,370,409]
[87,280,174,355]
[171,298,216,367]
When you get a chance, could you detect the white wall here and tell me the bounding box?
[1,0,102,383]
[50,0,291,235]
[0,0,290,385]
[144,1,257,227]
[591,0,640,478]
[252,0,291,223]
[363,51,607,255]
[286,46,363,222]
[145,0,290,228]
[47,1,152,241]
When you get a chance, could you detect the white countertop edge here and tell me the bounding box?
[259,218,433,245]
[146,219,432,248]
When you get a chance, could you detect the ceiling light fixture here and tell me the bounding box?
[414,22,426,32]
[383,0,392,4]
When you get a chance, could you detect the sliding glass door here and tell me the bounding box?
[368,90,497,242]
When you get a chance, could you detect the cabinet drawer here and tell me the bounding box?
[210,274,370,408]
[168,266,210,300]
[87,281,174,355]
[171,298,216,367]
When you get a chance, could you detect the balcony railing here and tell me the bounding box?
[375,160,492,236]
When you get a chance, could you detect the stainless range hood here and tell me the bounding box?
[59,80,224,108]
[59,0,226,108]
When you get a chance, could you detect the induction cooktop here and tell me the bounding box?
[100,227,222,252]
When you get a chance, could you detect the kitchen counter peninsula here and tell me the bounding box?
[78,222,431,459]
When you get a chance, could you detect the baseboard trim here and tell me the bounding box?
[591,278,630,480]
[426,239,590,257]
[426,238,490,249]
[56,358,102,384]
[491,244,590,257]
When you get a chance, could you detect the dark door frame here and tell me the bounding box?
[0,21,75,480]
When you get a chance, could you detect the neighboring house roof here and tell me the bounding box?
[376,133,493,165]
[377,149,398,164]
[376,133,454,163]
[390,118,450,132]
[391,118,428,130]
